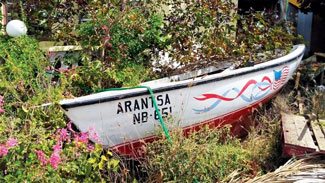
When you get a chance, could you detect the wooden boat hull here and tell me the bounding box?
[60,45,305,156]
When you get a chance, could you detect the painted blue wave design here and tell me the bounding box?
[252,82,272,100]
[193,82,271,114]
[193,90,232,113]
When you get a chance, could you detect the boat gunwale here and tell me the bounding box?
[61,44,305,109]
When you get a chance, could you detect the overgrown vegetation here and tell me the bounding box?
[0,0,307,182]
[0,36,131,182]
[142,102,283,182]
[38,1,300,96]
[144,127,252,182]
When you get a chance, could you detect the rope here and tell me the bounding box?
[97,86,172,143]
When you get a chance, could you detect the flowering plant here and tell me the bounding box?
[0,36,126,182]
[0,138,18,157]
[0,96,4,114]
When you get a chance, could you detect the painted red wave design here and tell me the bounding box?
[194,76,272,101]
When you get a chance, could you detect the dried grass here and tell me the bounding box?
[225,92,325,183]
[224,154,325,183]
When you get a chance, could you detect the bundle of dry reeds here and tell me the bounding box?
[226,154,325,183]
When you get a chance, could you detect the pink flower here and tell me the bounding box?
[0,95,4,114]
[87,144,95,152]
[74,132,89,144]
[88,127,101,143]
[57,128,68,142]
[35,150,48,166]
[101,25,109,32]
[6,138,18,148]
[49,152,61,169]
[0,145,8,156]
[67,122,76,133]
[53,143,62,153]
[36,144,62,169]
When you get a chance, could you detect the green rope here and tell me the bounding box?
[97,86,172,143]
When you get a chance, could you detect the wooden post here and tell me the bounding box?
[321,70,324,85]
[280,0,288,21]
[294,71,301,90]
[1,2,7,35]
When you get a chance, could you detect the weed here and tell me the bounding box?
[143,127,253,182]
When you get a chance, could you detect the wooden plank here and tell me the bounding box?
[311,121,325,152]
[320,69,324,85]
[315,52,325,58]
[1,3,8,35]
[282,113,318,156]
[282,114,315,148]
[320,119,325,126]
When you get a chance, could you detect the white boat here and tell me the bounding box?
[60,45,305,156]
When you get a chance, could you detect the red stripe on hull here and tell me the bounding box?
[112,92,280,157]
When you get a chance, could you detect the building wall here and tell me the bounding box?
[311,14,325,54]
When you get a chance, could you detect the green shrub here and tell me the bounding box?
[143,127,254,182]
[0,36,128,182]
[57,3,168,95]
[142,103,284,182]
[236,11,302,65]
